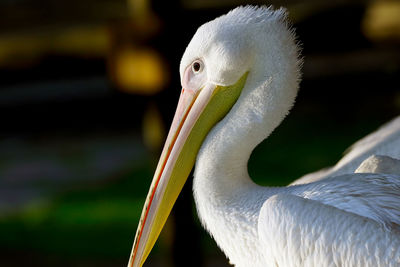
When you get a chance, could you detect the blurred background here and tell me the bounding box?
[0,0,399,266]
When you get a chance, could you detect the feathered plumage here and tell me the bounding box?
[129,5,400,267]
[188,6,400,267]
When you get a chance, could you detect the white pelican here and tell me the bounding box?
[128,6,400,267]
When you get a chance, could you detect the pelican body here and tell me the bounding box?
[128,6,400,267]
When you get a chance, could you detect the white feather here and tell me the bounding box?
[178,5,400,267]
[259,194,400,267]
[355,155,400,175]
[293,117,400,185]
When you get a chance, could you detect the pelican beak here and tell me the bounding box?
[128,72,248,267]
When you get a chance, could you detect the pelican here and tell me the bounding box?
[128,6,400,267]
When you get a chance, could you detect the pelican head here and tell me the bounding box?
[128,6,301,267]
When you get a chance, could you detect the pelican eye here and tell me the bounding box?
[192,60,203,73]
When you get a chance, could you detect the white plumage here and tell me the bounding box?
[355,155,400,175]
[294,116,400,184]
[127,5,400,267]
[182,6,400,267]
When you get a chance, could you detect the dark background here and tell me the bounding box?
[0,0,399,266]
